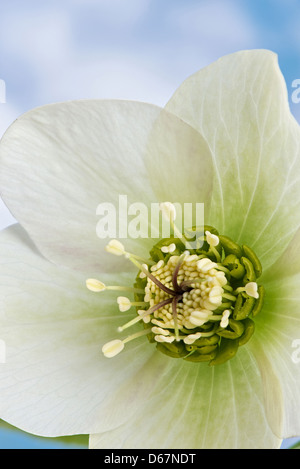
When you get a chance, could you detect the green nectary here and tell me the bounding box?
[134,226,264,366]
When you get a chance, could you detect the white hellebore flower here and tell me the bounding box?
[0,50,300,449]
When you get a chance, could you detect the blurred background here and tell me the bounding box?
[0,0,300,449]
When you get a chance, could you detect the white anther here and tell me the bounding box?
[150,260,164,272]
[160,202,177,222]
[214,271,227,286]
[138,309,151,323]
[102,339,124,358]
[161,243,176,253]
[151,327,169,336]
[205,230,220,247]
[208,285,223,304]
[197,257,217,273]
[245,282,259,299]
[185,254,198,262]
[105,239,126,256]
[189,310,210,326]
[203,299,219,311]
[139,264,148,278]
[117,296,132,312]
[183,332,202,345]
[86,278,106,292]
[220,309,231,328]
[154,335,175,343]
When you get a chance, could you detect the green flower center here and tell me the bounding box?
[87,214,264,366]
[132,225,264,365]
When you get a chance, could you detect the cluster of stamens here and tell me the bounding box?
[87,203,264,366]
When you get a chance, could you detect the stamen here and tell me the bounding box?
[106,239,154,265]
[172,295,181,341]
[105,239,126,256]
[215,264,232,276]
[118,297,173,332]
[102,339,124,358]
[205,230,221,262]
[102,328,152,358]
[183,332,202,344]
[159,202,192,250]
[161,243,176,253]
[151,327,170,336]
[105,240,177,296]
[222,292,237,302]
[172,252,188,292]
[179,278,206,290]
[220,309,231,328]
[128,256,177,296]
[208,286,223,304]
[117,296,147,312]
[154,335,175,343]
[205,230,219,247]
[99,224,263,365]
[197,258,217,273]
[86,278,144,294]
[189,310,211,327]
[159,201,177,223]
[235,282,259,299]
[139,264,148,279]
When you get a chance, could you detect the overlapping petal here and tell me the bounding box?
[0,224,157,436]
[166,49,300,270]
[253,227,300,438]
[0,224,282,447]
[0,49,299,449]
[89,346,281,449]
[0,101,213,273]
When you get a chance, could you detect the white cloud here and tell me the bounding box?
[168,0,257,56]
[68,0,151,26]
[0,8,72,69]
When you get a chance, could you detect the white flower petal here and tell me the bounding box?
[0,100,213,272]
[0,224,154,436]
[166,50,300,269]
[89,348,281,449]
[255,227,300,438]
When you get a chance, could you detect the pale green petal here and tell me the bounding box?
[166,50,300,270]
[0,224,155,436]
[89,347,280,449]
[253,228,300,438]
[0,100,213,273]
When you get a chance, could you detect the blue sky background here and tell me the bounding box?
[0,0,300,449]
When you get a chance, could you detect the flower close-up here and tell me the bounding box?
[0,49,300,449]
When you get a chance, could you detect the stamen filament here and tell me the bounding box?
[172,252,188,292]
[215,264,231,276]
[128,255,177,296]
[159,202,193,250]
[125,252,155,266]
[179,278,206,290]
[117,296,147,312]
[122,328,152,344]
[210,246,221,263]
[86,278,144,294]
[234,282,259,299]
[102,328,152,358]
[172,295,181,341]
[106,285,145,293]
[222,292,237,302]
[118,297,173,331]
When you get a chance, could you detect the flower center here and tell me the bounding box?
[87,206,264,366]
